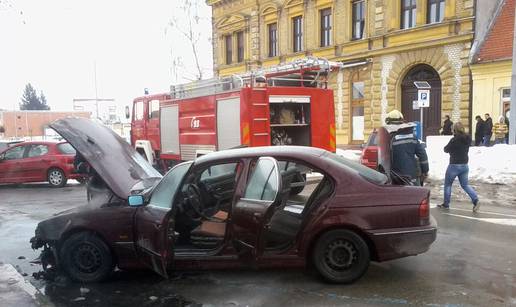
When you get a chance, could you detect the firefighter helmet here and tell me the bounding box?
[385,110,404,125]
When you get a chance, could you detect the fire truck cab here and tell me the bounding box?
[129,58,339,169]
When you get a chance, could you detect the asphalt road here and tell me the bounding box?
[0,181,515,307]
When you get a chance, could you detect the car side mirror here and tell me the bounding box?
[128,195,144,207]
[0,154,4,161]
[125,106,130,120]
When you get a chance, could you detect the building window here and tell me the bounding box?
[320,8,332,47]
[352,82,365,99]
[225,35,232,65]
[268,23,278,57]
[351,81,365,141]
[236,31,244,63]
[401,0,417,29]
[428,0,445,23]
[352,0,365,40]
[502,88,511,120]
[293,16,303,52]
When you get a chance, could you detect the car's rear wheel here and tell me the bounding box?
[313,229,370,284]
[48,168,67,188]
[60,232,113,283]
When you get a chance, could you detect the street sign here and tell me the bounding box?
[412,100,420,110]
[418,89,430,108]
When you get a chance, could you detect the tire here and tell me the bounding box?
[60,232,114,283]
[76,177,88,185]
[47,168,67,188]
[312,229,370,284]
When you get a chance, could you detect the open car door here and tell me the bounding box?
[134,206,174,278]
[376,126,392,183]
[133,162,193,278]
[231,157,282,262]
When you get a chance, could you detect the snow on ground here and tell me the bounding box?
[336,137,516,185]
[336,148,362,162]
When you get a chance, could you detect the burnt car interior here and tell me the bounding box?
[172,158,332,254]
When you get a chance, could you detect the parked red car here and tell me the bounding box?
[360,129,378,169]
[31,118,436,284]
[0,141,85,187]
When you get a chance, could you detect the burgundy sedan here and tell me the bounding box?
[0,141,85,187]
[31,118,436,284]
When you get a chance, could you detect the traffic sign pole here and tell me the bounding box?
[420,107,424,140]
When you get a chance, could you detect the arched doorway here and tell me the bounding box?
[401,64,442,138]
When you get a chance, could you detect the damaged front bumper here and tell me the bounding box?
[30,227,60,279]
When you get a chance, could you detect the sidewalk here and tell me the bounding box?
[0,263,50,307]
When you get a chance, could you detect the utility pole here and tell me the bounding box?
[510,2,516,144]
[73,62,116,123]
[94,61,99,120]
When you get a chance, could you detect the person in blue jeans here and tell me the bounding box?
[438,122,480,212]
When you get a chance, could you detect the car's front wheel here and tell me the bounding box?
[313,229,370,284]
[60,232,113,283]
[47,168,67,188]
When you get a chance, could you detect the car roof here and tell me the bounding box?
[9,140,66,146]
[195,146,327,165]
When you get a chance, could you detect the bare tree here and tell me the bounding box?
[167,0,210,81]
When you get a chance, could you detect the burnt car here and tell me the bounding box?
[31,118,436,284]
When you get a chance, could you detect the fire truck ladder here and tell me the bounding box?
[170,57,368,99]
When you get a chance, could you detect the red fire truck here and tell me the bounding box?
[128,58,339,169]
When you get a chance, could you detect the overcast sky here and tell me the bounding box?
[0,0,213,113]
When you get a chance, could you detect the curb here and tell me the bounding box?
[0,263,53,307]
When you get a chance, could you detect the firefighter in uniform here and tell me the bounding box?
[384,110,429,186]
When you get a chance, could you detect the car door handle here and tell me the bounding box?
[252,212,262,222]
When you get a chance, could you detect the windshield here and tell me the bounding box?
[324,152,388,185]
[147,162,192,209]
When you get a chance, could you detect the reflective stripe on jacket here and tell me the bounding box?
[391,130,429,179]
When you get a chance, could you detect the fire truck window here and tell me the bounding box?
[135,101,144,120]
[149,99,160,119]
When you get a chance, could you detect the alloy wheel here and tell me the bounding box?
[49,170,63,186]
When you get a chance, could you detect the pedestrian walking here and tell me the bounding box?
[483,113,493,146]
[441,115,453,135]
[494,116,508,144]
[384,110,429,186]
[438,122,480,212]
[474,115,485,146]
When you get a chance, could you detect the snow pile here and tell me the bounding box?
[336,148,362,162]
[427,136,516,184]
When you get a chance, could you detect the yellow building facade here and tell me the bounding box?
[207,0,475,144]
[471,61,511,138]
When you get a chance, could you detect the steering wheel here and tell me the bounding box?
[186,184,209,219]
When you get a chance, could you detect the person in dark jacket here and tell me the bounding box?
[438,122,480,212]
[385,110,429,186]
[441,115,453,135]
[474,115,485,146]
[483,113,493,146]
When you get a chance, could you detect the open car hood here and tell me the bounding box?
[50,117,162,199]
